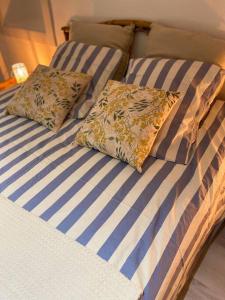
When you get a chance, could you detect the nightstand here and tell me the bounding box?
[0,78,17,91]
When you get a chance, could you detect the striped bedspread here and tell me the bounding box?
[0,87,225,300]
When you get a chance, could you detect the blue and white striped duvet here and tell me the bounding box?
[0,87,225,300]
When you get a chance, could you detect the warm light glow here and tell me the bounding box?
[12,63,29,83]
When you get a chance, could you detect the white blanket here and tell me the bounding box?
[0,196,142,300]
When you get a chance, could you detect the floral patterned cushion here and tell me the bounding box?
[75,80,180,172]
[6,65,91,132]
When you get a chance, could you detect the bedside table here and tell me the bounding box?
[0,78,17,91]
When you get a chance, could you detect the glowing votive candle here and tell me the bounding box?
[12,63,29,83]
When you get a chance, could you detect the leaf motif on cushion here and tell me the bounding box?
[75,80,180,172]
[6,65,91,132]
[34,94,45,106]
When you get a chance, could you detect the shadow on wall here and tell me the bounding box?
[3,0,45,32]
[0,51,10,80]
[0,0,56,80]
[0,65,6,81]
[1,0,56,43]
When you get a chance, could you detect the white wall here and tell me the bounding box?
[51,0,225,44]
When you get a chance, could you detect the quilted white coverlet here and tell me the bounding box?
[0,195,142,300]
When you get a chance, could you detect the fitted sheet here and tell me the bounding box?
[0,86,224,299]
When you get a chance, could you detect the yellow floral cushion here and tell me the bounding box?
[6,65,91,132]
[75,80,180,172]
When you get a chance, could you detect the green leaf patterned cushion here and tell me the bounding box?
[75,80,180,172]
[6,65,91,132]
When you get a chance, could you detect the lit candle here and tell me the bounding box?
[12,63,29,83]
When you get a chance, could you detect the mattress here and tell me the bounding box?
[0,86,225,300]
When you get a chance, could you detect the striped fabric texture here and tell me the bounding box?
[50,41,123,119]
[0,87,224,300]
[125,58,225,164]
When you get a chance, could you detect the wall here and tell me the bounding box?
[0,0,56,80]
[51,0,225,44]
[1,0,225,80]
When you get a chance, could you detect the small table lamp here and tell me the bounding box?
[12,63,29,83]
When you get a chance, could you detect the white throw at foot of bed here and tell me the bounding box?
[0,195,142,300]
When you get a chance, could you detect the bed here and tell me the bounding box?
[0,20,225,300]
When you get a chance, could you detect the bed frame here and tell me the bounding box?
[177,220,225,299]
[61,18,224,299]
